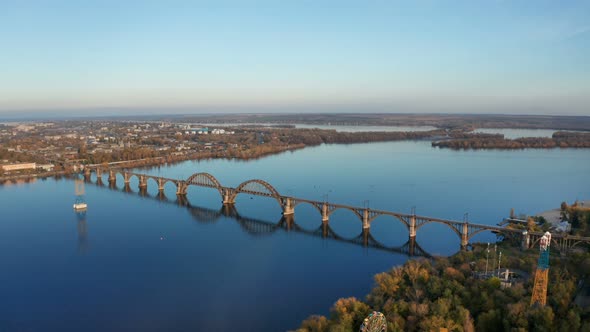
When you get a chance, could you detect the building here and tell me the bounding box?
[37,164,55,172]
[1,162,37,172]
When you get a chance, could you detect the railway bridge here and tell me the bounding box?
[84,166,590,252]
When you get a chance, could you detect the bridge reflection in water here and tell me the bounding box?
[101,181,432,258]
[83,169,590,254]
[87,167,522,250]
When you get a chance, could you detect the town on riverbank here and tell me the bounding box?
[2,114,590,181]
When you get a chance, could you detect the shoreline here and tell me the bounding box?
[536,200,590,225]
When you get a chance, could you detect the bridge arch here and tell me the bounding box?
[570,240,589,250]
[368,214,411,246]
[328,206,363,220]
[468,228,495,240]
[127,173,141,184]
[366,213,411,229]
[326,226,365,242]
[292,200,323,215]
[235,215,282,235]
[530,236,560,249]
[415,219,462,239]
[185,172,224,198]
[232,179,283,207]
[147,176,160,189]
[187,205,223,224]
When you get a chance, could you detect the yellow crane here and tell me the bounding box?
[530,232,551,306]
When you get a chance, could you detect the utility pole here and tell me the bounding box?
[498,251,502,277]
[492,244,497,276]
[485,243,490,276]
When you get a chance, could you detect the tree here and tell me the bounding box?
[527,217,538,232]
[476,309,503,332]
[328,297,370,332]
[561,202,569,220]
[297,315,328,332]
[527,306,555,332]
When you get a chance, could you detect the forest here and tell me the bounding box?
[432,131,590,149]
[174,113,590,131]
[295,243,590,332]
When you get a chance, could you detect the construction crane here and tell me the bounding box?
[530,231,551,307]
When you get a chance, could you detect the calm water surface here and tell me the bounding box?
[1,141,589,331]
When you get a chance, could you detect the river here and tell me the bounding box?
[1,139,589,331]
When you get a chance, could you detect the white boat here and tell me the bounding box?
[73,202,87,210]
[73,199,87,210]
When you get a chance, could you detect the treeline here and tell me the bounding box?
[83,147,161,164]
[178,113,590,131]
[296,245,590,332]
[262,128,448,146]
[432,131,590,150]
[561,201,590,237]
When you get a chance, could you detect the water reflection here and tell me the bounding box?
[93,180,431,257]
[75,210,88,253]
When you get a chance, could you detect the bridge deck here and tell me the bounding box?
[84,167,590,243]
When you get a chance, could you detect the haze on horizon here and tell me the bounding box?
[0,1,589,116]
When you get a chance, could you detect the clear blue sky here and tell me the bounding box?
[1,1,589,115]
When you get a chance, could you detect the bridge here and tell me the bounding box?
[84,166,590,252]
[96,181,433,257]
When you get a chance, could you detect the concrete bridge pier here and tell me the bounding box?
[108,170,116,184]
[321,203,329,222]
[322,221,329,238]
[409,215,417,240]
[362,209,370,230]
[176,181,187,196]
[123,183,131,193]
[157,179,165,192]
[522,231,530,250]
[83,168,91,180]
[96,168,102,179]
[283,214,294,231]
[176,195,188,206]
[222,188,235,204]
[138,175,147,190]
[282,198,294,215]
[124,172,130,184]
[408,236,416,256]
[461,222,469,250]
[362,227,370,247]
[221,204,238,218]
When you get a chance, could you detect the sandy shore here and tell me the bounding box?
[536,200,589,225]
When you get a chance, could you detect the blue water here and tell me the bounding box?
[1,141,589,331]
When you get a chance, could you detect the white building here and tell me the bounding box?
[1,162,37,172]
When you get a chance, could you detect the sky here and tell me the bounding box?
[0,1,589,116]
